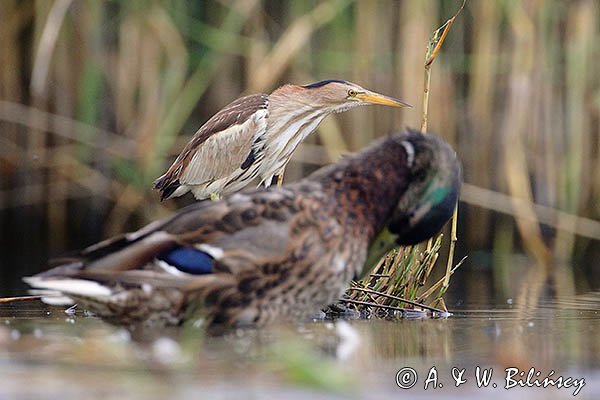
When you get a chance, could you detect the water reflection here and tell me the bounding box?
[1,292,599,399]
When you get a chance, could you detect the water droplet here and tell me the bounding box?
[192,318,204,328]
[65,304,77,315]
[108,328,131,343]
[152,337,181,364]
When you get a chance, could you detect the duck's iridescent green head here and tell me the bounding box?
[388,130,461,245]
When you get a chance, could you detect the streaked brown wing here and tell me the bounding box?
[180,108,268,185]
[154,93,269,197]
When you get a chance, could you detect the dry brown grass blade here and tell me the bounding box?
[416,256,466,303]
[419,0,466,293]
[53,153,171,234]
[501,3,551,266]
[154,0,261,176]
[424,0,466,67]
[347,286,446,313]
[339,298,412,313]
[443,206,459,289]
[464,1,498,248]
[248,0,351,92]
[0,296,43,304]
[343,236,446,315]
[461,183,600,242]
[30,0,73,97]
[0,100,135,158]
[421,0,466,133]
[555,1,597,263]
[0,142,171,218]
[0,182,89,210]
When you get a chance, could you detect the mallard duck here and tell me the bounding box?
[153,80,410,201]
[25,129,460,334]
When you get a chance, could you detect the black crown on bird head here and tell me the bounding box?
[301,79,350,89]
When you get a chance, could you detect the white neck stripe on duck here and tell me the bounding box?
[400,140,415,167]
[389,131,461,245]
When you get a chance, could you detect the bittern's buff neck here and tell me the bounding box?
[269,80,410,114]
[257,79,410,188]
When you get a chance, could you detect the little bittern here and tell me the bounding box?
[154,80,411,201]
[25,130,460,334]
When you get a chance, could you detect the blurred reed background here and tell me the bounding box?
[1,0,599,305]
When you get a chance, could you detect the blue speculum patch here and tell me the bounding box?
[158,246,214,274]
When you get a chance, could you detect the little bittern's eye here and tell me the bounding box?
[347,89,357,97]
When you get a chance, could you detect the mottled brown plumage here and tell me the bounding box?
[154,80,410,201]
[26,130,460,334]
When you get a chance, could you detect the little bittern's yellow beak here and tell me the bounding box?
[356,91,412,108]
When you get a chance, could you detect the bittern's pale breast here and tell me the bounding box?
[258,89,332,186]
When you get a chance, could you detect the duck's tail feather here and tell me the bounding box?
[39,231,177,280]
[24,277,111,306]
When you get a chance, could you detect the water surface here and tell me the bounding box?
[1,293,599,399]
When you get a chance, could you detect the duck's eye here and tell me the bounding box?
[347,89,357,97]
